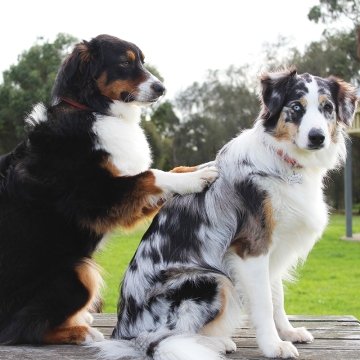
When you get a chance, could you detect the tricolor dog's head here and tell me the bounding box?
[259,68,357,156]
[52,34,165,113]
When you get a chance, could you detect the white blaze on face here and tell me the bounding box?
[136,72,163,103]
[296,77,331,150]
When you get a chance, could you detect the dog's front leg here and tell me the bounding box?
[152,164,217,196]
[236,255,299,358]
[272,278,314,344]
[170,161,216,173]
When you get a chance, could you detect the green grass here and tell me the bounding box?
[96,215,360,318]
[284,214,360,319]
[95,223,149,312]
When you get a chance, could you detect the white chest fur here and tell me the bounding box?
[92,103,152,176]
[262,174,328,278]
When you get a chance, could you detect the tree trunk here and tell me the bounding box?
[357,26,360,60]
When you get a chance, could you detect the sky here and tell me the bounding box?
[0,0,340,99]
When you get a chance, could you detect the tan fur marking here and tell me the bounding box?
[200,278,236,337]
[101,159,121,177]
[263,197,275,239]
[299,97,307,107]
[43,325,89,345]
[170,166,197,173]
[319,94,329,105]
[232,197,274,259]
[274,112,298,141]
[127,50,136,62]
[75,259,103,307]
[201,287,227,336]
[97,72,137,100]
[84,171,164,234]
[96,71,147,100]
[77,44,91,62]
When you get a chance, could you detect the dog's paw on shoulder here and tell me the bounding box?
[189,166,219,192]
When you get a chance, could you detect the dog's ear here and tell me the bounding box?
[328,76,358,126]
[51,39,102,101]
[259,67,297,125]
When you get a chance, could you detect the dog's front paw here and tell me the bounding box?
[189,166,218,192]
[261,340,299,358]
[82,327,105,344]
[82,311,94,325]
[222,337,237,354]
[279,327,314,343]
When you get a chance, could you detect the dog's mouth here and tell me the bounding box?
[120,92,136,103]
[307,144,325,150]
[120,91,161,104]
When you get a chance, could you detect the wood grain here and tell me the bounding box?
[0,315,359,359]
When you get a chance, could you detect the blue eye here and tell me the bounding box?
[291,103,302,112]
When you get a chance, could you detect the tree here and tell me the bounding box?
[174,66,259,165]
[308,0,360,58]
[287,30,360,84]
[0,34,77,154]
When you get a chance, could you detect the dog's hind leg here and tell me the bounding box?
[43,260,104,345]
[0,262,104,345]
[200,277,241,354]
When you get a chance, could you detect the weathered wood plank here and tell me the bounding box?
[235,337,360,350]
[228,348,360,360]
[0,315,359,359]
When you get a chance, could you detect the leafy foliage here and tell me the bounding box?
[0,34,77,153]
[308,0,360,24]
[287,30,360,84]
[173,66,259,165]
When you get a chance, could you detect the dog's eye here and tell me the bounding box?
[119,61,130,68]
[291,103,303,112]
[323,102,334,113]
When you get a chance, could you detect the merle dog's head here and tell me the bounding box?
[51,34,165,113]
[259,67,357,151]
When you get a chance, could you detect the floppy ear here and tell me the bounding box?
[259,67,297,126]
[328,76,358,126]
[51,40,102,101]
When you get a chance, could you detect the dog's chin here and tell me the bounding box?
[132,97,162,107]
[119,92,162,106]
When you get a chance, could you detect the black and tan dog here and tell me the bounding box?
[0,34,217,345]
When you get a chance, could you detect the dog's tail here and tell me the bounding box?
[95,331,226,360]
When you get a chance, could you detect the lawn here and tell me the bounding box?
[95,215,360,318]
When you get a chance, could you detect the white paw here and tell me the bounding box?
[279,327,314,343]
[261,340,299,359]
[83,311,94,325]
[188,166,218,192]
[82,327,105,344]
[221,337,237,353]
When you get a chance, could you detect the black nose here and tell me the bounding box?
[308,128,325,148]
[151,82,166,96]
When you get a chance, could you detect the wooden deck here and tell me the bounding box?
[0,314,359,359]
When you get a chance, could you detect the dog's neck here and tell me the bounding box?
[276,149,303,169]
[60,97,92,111]
[108,101,142,123]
